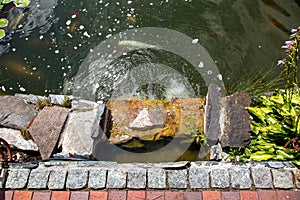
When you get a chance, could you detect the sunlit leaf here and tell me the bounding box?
[2,0,13,4]
[0,18,8,28]
[0,29,5,39]
[14,0,30,7]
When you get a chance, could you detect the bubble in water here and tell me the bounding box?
[207,70,212,75]
[198,61,204,68]
[192,38,199,44]
[217,74,223,81]
[1,86,6,92]
[19,87,26,92]
[66,20,71,26]
[79,25,85,30]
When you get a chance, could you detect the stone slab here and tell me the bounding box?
[220,92,252,148]
[0,128,38,151]
[61,107,101,156]
[27,169,50,189]
[272,169,293,189]
[230,167,251,189]
[127,168,146,189]
[0,95,37,130]
[5,169,30,189]
[189,167,209,189]
[29,106,69,159]
[48,169,67,190]
[167,169,187,189]
[0,168,7,189]
[66,169,88,189]
[205,84,220,145]
[251,167,273,188]
[210,168,229,188]
[147,168,166,189]
[107,170,126,189]
[88,169,107,189]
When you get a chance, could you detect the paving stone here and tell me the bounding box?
[272,169,293,189]
[70,191,89,200]
[127,191,146,200]
[61,108,100,156]
[0,168,7,189]
[295,191,300,200]
[220,92,252,148]
[146,191,164,200]
[108,190,127,200]
[51,191,70,200]
[230,167,251,189]
[251,167,273,188]
[202,191,221,200]
[0,95,37,130]
[189,167,209,188]
[292,169,300,189]
[2,190,13,200]
[88,169,107,189]
[165,191,184,200]
[167,169,187,189]
[205,84,220,146]
[147,168,166,189]
[221,192,240,200]
[211,168,229,188]
[183,192,202,200]
[258,190,278,200]
[267,161,285,169]
[29,106,69,159]
[5,168,30,189]
[240,191,258,200]
[127,168,146,189]
[107,170,126,189]
[89,191,108,200]
[66,169,88,189]
[0,128,38,151]
[277,191,295,200]
[27,169,50,189]
[13,191,33,200]
[32,192,51,200]
[48,169,67,189]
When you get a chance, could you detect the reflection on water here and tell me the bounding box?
[0,0,299,96]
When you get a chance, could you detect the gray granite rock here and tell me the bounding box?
[0,168,7,189]
[0,128,38,151]
[88,169,107,189]
[147,168,166,189]
[220,92,252,148]
[5,169,30,189]
[205,84,220,145]
[28,106,69,159]
[267,161,285,169]
[251,167,273,188]
[167,170,187,189]
[48,170,67,189]
[49,94,67,105]
[210,168,229,188]
[0,95,37,130]
[27,169,50,189]
[230,167,251,189]
[127,168,146,189]
[61,107,101,156]
[66,169,88,189]
[107,170,126,189]
[272,169,293,189]
[189,167,209,188]
[71,98,100,111]
[209,144,223,161]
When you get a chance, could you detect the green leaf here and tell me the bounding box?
[0,29,5,39]
[2,0,13,4]
[14,0,31,7]
[250,154,274,161]
[0,18,8,28]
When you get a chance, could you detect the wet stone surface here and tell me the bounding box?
[28,106,69,159]
[0,95,37,130]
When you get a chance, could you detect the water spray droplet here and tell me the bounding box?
[198,61,204,68]
[192,38,199,44]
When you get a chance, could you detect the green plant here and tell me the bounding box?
[226,147,250,163]
[34,97,52,110]
[62,94,72,108]
[194,129,207,145]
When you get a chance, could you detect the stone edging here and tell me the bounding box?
[1,161,299,190]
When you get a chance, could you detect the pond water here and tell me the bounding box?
[0,0,299,161]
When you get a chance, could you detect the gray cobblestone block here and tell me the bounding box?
[107,170,126,189]
[272,169,293,189]
[66,169,88,189]
[5,169,30,189]
[189,168,209,189]
[292,169,300,189]
[147,168,166,189]
[127,169,146,189]
[48,170,67,190]
[167,170,187,189]
[28,169,50,189]
[88,169,107,189]
[230,167,251,189]
[251,167,273,188]
[211,168,229,188]
[0,168,7,189]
